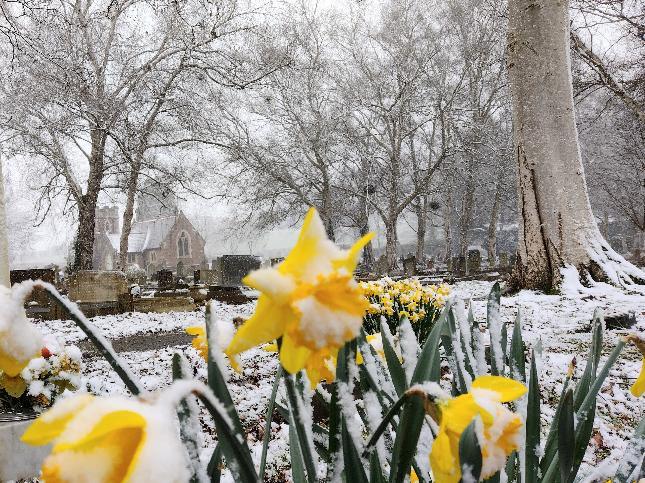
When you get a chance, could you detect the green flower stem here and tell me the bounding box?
[259,365,283,480]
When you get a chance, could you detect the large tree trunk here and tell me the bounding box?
[119,157,141,270]
[415,196,428,262]
[487,181,502,267]
[72,129,106,271]
[384,218,399,271]
[0,159,10,286]
[458,174,475,260]
[507,0,644,290]
[443,191,453,263]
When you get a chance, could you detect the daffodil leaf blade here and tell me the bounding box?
[369,450,386,483]
[509,312,526,382]
[381,320,407,396]
[459,420,482,482]
[341,417,369,483]
[525,351,541,483]
[289,411,308,483]
[411,306,446,385]
[557,388,575,483]
[614,416,645,483]
[487,282,503,376]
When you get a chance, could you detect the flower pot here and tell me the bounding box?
[0,413,50,480]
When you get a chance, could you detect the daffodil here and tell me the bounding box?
[627,334,645,397]
[186,319,235,362]
[429,375,526,482]
[0,372,27,397]
[0,284,43,377]
[186,326,208,359]
[22,393,189,482]
[225,208,374,387]
[356,332,385,365]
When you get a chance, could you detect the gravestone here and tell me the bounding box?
[446,257,452,272]
[375,255,389,276]
[157,270,174,289]
[498,252,509,269]
[212,255,261,286]
[194,269,219,285]
[467,249,482,273]
[453,256,466,275]
[403,256,416,277]
[68,271,128,304]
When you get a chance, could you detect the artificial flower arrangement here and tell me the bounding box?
[361,277,450,343]
[0,337,82,410]
[0,207,642,482]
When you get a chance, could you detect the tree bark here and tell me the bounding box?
[487,181,502,267]
[0,158,10,286]
[118,157,141,269]
[458,172,475,260]
[72,128,107,271]
[507,0,645,290]
[415,196,428,262]
[443,191,453,263]
[384,218,399,270]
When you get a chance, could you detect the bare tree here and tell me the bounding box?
[507,0,644,290]
[0,0,248,270]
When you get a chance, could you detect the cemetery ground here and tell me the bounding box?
[30,280,645,482]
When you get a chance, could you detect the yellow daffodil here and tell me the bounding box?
[225,208,374,387]
[0,284,43,377]
[356,332,385,365]
[627,334,645,397]
[186,326,208,359]
[410,469,419,482]
[429,375,526,483]
[22,393,189,482]
[186,319,235,362]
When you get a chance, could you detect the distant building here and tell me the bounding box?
[93,188,207,276]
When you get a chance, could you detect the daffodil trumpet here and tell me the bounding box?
[225,207,374,387]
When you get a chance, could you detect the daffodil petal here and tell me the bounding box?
[53,410,146,453]
[279,332,311,375]
[472,375,527,402]
[21,394,95,446]
[334,231,375,273]
[243,268,296,302]
[630,359,645,397]
[430,425,460,483]
[225,296,290,359]
[185,326,204,336]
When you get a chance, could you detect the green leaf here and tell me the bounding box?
[614,416,645,483]
[206,445,222,483]
[341,417,369,483]
[487,282,503,376]
[193,390,258,483]
[388,312,445,483]
[172,353,207,483]
[459,420,482,482]
[540,361,573,475]
[369,450,387,483]
[381,319,407,396]
[509,312,526,382]
[326,382,341,480]
[289,411,308,483]
[503,451,519,483]
[558,389,575,483]
[259,366,283,480]
[525,351,540,483]
[283,371,317,483]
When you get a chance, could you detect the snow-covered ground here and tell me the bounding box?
[34,281,645,481]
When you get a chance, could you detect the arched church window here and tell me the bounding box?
[177,231,190,257]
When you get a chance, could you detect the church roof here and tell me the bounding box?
[107,215,178,253]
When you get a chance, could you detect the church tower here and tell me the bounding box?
[95,206,119,235]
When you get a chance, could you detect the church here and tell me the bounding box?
[93,189,207,276]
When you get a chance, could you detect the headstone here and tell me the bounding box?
[194,270,219,285]
[467,249,482,273]
[498,252,509,269]
[426,258,434,271]
[453,256,466,275]
[211,255,261,286]
[605,312,636,331]
[403,256,416,277]
[446,257,452,272]
[157,270,174,289]
[68,271,128,303]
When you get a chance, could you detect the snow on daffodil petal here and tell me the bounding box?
[429,375,526,483]
[225,207,374,387]
[186,326,208,360]
[0,283,43,377]
[22,393,189,483]
[627,334,645,397]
